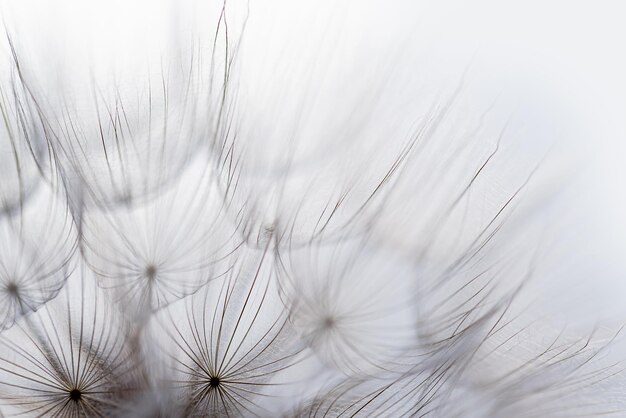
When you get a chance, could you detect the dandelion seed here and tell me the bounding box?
[80,157,246,318]
[0,261,145,417]
[0,181,77,331]
[148,245,308,417]
[276,237,419,375]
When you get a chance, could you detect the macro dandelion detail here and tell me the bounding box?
[80,157,245,318]
[148,248,307,416]
[0,0,625,417]
[0,262,143,417]
[275,238,419,375]
[0,181,77,331]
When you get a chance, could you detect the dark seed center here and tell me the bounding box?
[69,389,82,401]
[5,282,19,296]
[145,265,157,280]
[209,376,220,388]
[323,317,336,329]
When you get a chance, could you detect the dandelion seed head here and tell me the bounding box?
[148,249,308,417]
[0,185,76,331]
[81,158,244,316]
[279,239,420,375]
[0,262,145,417]
[0,2,624,417]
